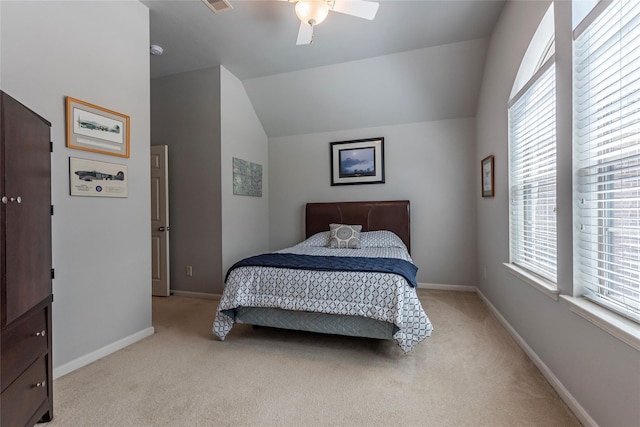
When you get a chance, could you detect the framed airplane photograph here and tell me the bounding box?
[66,96,130,158]
[69,157,128,197]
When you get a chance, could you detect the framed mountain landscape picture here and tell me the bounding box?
[330,137,384,186]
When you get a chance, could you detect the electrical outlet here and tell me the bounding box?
[186,266,193,277]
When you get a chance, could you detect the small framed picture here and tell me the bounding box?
[481,155,495,197]
[233,157,263,197]
[66,97,130,158]
[330,137,384,186]
[69,157,128,198]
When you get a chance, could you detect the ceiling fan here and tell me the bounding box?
[288,0,379,45]
[201,0,379,45]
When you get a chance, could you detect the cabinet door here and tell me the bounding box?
[1,93,52,327]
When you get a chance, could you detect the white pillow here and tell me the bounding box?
[328,223,362,249]
[297,231,330,247]
[360,230,407,250]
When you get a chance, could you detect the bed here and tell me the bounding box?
[212,200,433,352]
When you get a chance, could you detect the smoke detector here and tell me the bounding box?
[150,45,164,56]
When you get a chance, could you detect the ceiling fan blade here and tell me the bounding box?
[296,21,314,45]
[331,0,378,20]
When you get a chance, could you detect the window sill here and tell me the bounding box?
[503,263,560,301]
[560,295,640,351]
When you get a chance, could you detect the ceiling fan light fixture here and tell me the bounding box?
[295,0,329,26]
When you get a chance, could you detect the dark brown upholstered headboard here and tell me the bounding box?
[305,200,411,253]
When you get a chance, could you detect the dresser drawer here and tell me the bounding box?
[1,306,48,392]
[0,356,49,427]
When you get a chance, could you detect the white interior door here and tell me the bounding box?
[151,145,170,296]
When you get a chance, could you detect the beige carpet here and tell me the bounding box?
[45,290,580,426]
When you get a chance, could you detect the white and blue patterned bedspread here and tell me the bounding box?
[212,234,433,352]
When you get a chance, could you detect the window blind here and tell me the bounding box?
[508,59,558,283]
[574,0,640,322]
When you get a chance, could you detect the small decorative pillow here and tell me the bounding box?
[328,223,362,249]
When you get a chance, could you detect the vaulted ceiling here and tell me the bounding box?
[144,0,505,137]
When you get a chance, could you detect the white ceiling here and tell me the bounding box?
[144,0,506,137]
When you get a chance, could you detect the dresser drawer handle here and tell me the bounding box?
[35,381,46,388]
[35,330,46,337]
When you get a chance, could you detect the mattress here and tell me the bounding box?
[213,230,433,352]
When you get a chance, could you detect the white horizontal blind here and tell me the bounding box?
[574,0,640,322]
[508,59,558,283]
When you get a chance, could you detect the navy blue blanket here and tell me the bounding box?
[225,253,418,288]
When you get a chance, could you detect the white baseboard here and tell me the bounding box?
[170,290,221,299]
[476,289,598,427]
[53,326,154,380]
[418,282,477,292]
[53,291,216,379]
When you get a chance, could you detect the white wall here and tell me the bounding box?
[151,67,223,294]
[151,65,268,294]
[220,66,269,276]
[269,118,477,286]
[244,39,488,138]
[476,1,640,426]
[1,1,152,371]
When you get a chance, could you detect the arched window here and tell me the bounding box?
[510,4,555,98]
[507,4,558,284]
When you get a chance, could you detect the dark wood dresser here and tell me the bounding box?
[0,91,53,426]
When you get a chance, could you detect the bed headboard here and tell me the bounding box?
[305,200,411,253]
